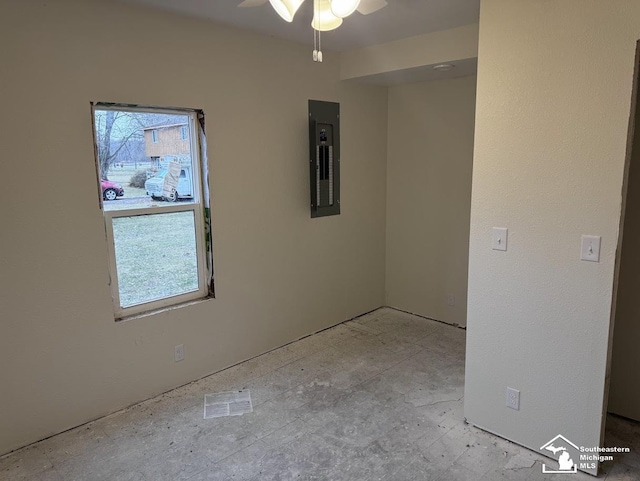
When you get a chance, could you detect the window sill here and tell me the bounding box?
[115,296,215,323]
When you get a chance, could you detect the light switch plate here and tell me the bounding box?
[581,235,601,262]
[492,228,508,251]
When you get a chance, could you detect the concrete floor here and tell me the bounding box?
[1,307,639,480]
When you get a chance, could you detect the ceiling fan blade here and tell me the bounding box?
[356,0,388,15]
[238,0,268,8]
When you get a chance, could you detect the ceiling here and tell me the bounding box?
[119,0,480,51]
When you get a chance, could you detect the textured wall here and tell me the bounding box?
[0,0,387,454]
[386,76,476,326]
[464,0,640,475]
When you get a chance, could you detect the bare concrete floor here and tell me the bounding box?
[2,307,639,480]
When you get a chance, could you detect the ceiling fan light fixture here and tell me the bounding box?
[268,0,304,22]
[312,0,343,31]
[330,0,361,18]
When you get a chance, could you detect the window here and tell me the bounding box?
[180,125,188,140]
[92,104,212,318]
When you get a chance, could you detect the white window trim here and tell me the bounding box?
[92,105,209,319]
[152,129,159,142]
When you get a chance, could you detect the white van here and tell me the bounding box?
[144,166,194,202]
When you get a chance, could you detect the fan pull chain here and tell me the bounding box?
[311,0,322,62]
[313,26,318,61]
[312,0,318,62]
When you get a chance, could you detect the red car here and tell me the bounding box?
[101,179,125,201]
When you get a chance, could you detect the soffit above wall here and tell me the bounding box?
[116,0,480,51]
[349,57,477,86]
[341,24,478,85]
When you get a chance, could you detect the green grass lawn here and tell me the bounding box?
[112,211,199,308]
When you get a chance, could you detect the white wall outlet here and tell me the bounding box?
[581,235,601,262]
[506,387,520,410]
[175,344,185,362]
[492,227,508,251]
[447,293,455,306]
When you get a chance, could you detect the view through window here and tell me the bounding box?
[92,105,210,317]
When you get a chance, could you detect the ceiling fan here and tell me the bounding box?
[238,0,389,28]
[238,0,387,61]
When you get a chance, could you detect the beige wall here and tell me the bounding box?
[0,0,387,454]
[464,0,640,475]
[609,50,640,422]
[385,76,476,326]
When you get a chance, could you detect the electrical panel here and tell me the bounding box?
[309,100,340,218]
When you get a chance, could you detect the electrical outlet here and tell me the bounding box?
[447,293,455,306]
[506,387,520,410]
[175,344,185,363]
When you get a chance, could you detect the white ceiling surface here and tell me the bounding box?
[119,0,481,51]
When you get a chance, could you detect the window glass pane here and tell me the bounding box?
[93,110,196,212]
[112,211,199,308]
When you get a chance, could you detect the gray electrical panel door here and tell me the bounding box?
[309,100,340,218]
